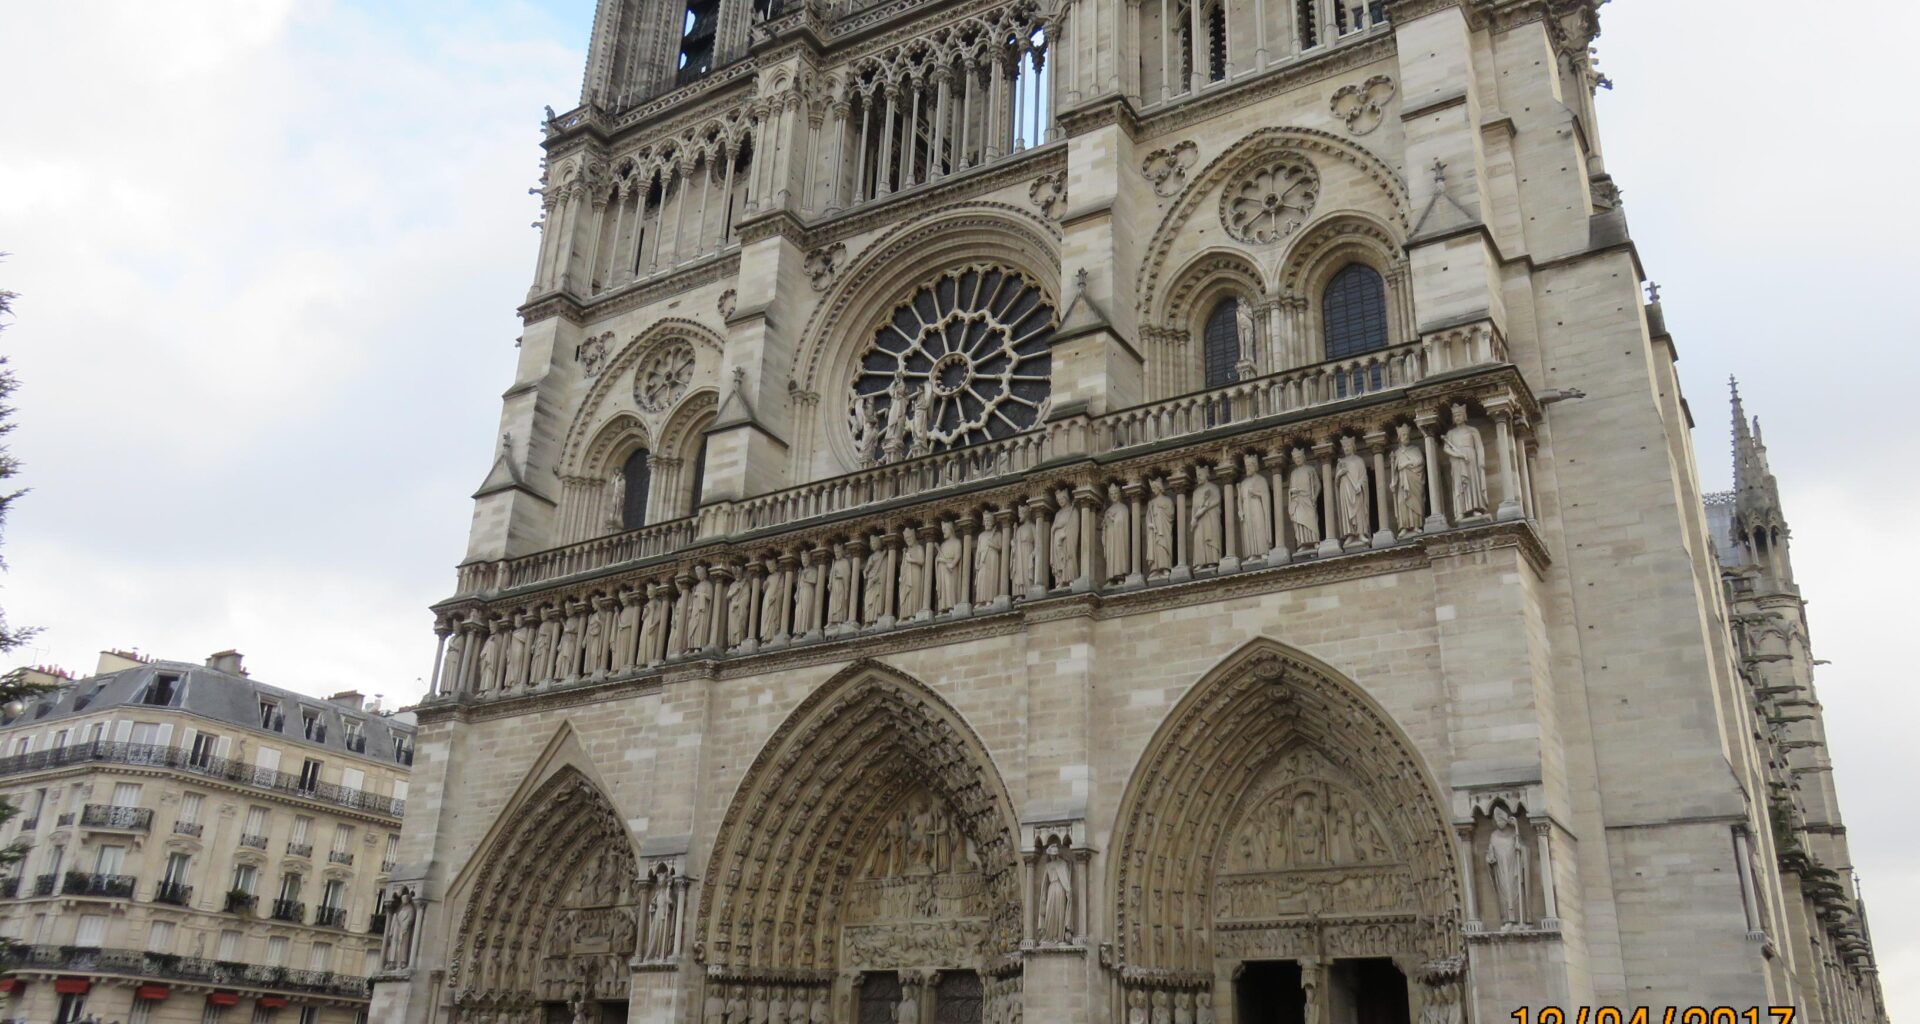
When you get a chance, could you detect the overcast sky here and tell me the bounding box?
[0,0,1913,1011]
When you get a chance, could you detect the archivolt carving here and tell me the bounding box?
[557,318,727,477]
[448,768,640,1014]
[698,660,1022,973]
[1159,250,1268,331]
[1108,639,1463,973]
[1277,213,1404,296]
[1135,127,1411,320]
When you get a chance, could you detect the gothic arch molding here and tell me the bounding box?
[1135,128,1411,324]
[1107,638,1464,976]
[698,659,1024,974]
[1275,212,1415,364]
[445,737,642,1019]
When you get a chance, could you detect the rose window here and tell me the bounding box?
[634,342,695,413]
[847,266,1054,463]
[1221,158,1319,244]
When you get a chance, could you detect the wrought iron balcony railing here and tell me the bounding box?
[0,741,406,819]
[62,871,135,899]
[225,891,258,914]
[30,875,55,898]
[81,804,153,832]
[0,944,369,1000]
[239,833,269,850]
[368,911,387,935]
[16,817,35,832]
[173,820,204,837]
[0,877,17,899]
[314,905,348,929]
[271,898,306,923]
[153,881,193,907]
[328,850,354,866]
[55,812,74,827]
[287,841,312,858]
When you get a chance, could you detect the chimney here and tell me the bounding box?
[206,650,246,676]
[327,690,365,712]
[96,649,146,675]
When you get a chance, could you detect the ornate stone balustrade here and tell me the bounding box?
[457,517,698,595]
[431,342,1539,704]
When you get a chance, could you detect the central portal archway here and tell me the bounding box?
[1108,640,1466,1024]
[698,661,1025,1024]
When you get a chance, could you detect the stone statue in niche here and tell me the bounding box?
[1012,505,1037,592]
[1050,487,1079,588]
[1391,422,1427,536]
[382,887,419,970]
[1146,476,1175,577]
[1191,465,1224,568]
[603,470,627,530]
[1287,447,1322,552]
[1234,302,1258,369]
[1197,993,1214,1024]
[1289,791,1324,865]
[643,870,678,960]
[638,591,665,665]
[476,625,502,693]
[1175,992,1194,1024]
[1239,453,1274,556]
[827,542,853,627]
[1443,402,1489,520]
[760,558,785,642]
[439,629,466,694]
[850,391,885,466]
[1152,990,1171,1024]
[935,520,964,612]
[896,979,920,1024]
[727,985,749,1024]
[558,606,585,680]
[1486,804,1529,929]
[706,989,726,1024]
[905,379,935,459]
[1038,840,1075,944]
[583,606,608,676]
[864,538,891,624]
[899,526,927,615]
[973,510,1003,602]
[507,615,532,688]
[1127,990,1148,1024]
[612,595,638,670]
[527,611,554,683]
[726,572,751,648]
[685,566,715,650]
[1103,483,1130,583]
[794,558,820,634]
[1335,436,1369,545]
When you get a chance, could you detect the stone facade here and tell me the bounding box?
[379,1,1888,1023]
[0,651,415,1023]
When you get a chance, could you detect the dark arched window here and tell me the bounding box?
[621,448,652,530]
[1322,263,1389,359]
[1203,298,1244,388]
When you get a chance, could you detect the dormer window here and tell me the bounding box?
[301,709,325,742]
[393,735,414,766]
[259,699,283,732]
[140,673,181,707]
[343,719,366,753]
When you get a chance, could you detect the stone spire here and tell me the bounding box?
[1728,378,1793,589]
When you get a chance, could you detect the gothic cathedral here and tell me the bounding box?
[370,1,1889,1023]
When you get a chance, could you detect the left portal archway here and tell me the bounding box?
[450,768,640,1021]
[698,661,1024,1021]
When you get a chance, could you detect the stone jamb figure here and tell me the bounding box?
[1038,839,1075,944]
[973,509,1003,605]
[1145,476,1175,578]
[1102,483,1130,584]
[382,887,419,970]
[1334,435,1369,547]
[1286,447,1321,554]
[935,519,964,613]
[1012,504,1036,593]
[1486,803,1529,929]
[1239,452,1274,559]
[1049,487,1079,589]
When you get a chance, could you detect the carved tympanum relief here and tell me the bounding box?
[635,341,697,413]
[847,265,1056,466]
[1221,158,1320,244]
[1331,76,1396,136]
[842,787,994,969]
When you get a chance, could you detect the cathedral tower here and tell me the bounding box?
[374,2,1887,1023]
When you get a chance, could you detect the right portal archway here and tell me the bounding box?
[1108,640,1467,1024]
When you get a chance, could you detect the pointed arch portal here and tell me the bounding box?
[449,767,641,1021]
[698,661,1025,1024]
[1108,640,1466,1023]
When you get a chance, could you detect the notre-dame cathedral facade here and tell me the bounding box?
[369,1,1889,1022]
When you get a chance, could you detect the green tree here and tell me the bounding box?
[0,264,48,900]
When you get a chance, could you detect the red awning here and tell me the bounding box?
[259,996,290,1009]
[54,978,91,995]
[136,985,171,1001]
[208,991,241,1006]
[0,978,20,993]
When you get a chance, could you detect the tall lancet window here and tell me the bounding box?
[621,449,652,530]
[677,0,719,85]
[1203,297,1245,388]
[1322,264,1389,359]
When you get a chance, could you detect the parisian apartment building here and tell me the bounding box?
[0,649,415,1024]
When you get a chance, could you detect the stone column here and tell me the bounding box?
[1534,820,1560,929]
[1455,824,1481,931]
[1124,480,1147,587]
[1170,473,1192,581]
[1074,487,1098,592]
[427,621,450,699]
[1489,402,1524,521]
[1367,429,1396,547]
[1314,441,1342,557]
[1218,459,1241,573]
[1418,409,1448,532]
